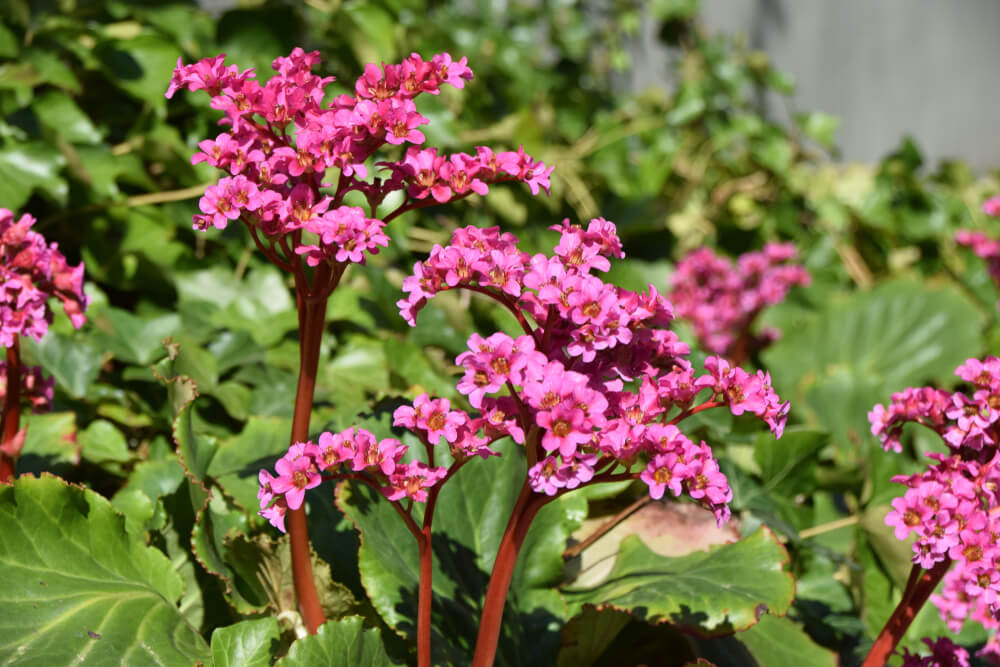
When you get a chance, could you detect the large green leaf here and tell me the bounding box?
[211,617,279,667]
[277,616,400,667]
[753,428,828,497]
[157,343,261,613]
[31,90,102,144]
[0,141,67,209]
[337,440,586,665]
[90,307,181,366]
[21,329,102,399]
[762,280,984,458]
[692,613,838,666]
[0,475,209,664]
[208,416,292,511]
[562,527,794,635]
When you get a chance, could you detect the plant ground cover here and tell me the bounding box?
[1,2,999,666]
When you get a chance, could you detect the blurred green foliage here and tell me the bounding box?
[2,0,1000,664]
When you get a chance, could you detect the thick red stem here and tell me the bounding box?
[0,336,21,484]
[861,558,951,667]
[416,483,444,667]
[471,482,548,667]
[417,533,432,667]
[288,297,329,634]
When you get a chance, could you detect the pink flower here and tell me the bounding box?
[270,444,322,510]
[983,196,1000,218]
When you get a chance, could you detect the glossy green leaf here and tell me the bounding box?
[79,418,131,463]
[337,440,586,665]
[762,281,984,458]
[91,308,181,366]
[21,330,102,399]
[562,527,794,635]
[0,475,209,664]
[18,412,78,471]
[753,428,828,496]
[208,416,291,511]
[0,141,67,209]
[278,616,400,666]
[32,90,102,144]
[210,617,278,667]
[95,33,179,109]
[693,613,837,666]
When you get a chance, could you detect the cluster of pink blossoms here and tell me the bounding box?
[898,637,971,667]
[955,196,1000,295]
[668,244,810,359]
[166,49,551,269]
[260,219,790,529]
[872,358,1000,661]
[984,197,1000,218]
[870,358,1000,454]
[0,209,88,346]
[257,429,450,532]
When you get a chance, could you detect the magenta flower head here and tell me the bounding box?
[167,49,551,303]
[983,196,1000,218]
[0,209,89,346]
[391,217,788,526]
[875,357,1000,645]
[669,243,809,361]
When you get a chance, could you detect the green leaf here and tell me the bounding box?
[211,617,279,667]
[277,616,400,666]
[75,147,151,200]
[0,475,209,663]
[0,140,67,209]
[337,440,585,664]
[174,266,296,347]
[323,336,389,415]
[737,614,837,665]
[208,416,291,511]
[693,613,837,666]
[796,111,840,150]
[91,308,181,366]
[21,330,102,399]
[343,3,397,66]
[555,606,630,667]
[18,412,78,471]
[753,428,828,496]
[95,33,180,110]
[762,281,985,459]
[0,23,18,58]
[79,418,131,464]
[31,90,102,144]
[562,527,794,635]
[216,8,298,79]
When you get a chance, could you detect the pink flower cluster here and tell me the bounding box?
[934,565,1000,665]
[869,358,1000,454]
[668,244,810,359]
[0,209,88,346]
[956,230,1000,294]
[257,428,447,532]
[955,196,1000,295]
[260,219,790,528]
[390,218,788,524]
[873,358,1000,656]
[898,637,971,667]
[167,49,550,270]
[0,362,53,413]
[984,196,1000,218]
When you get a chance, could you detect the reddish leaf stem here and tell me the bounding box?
[861,558,951,667]
[0,336,21,484]
[287,296,329,634]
